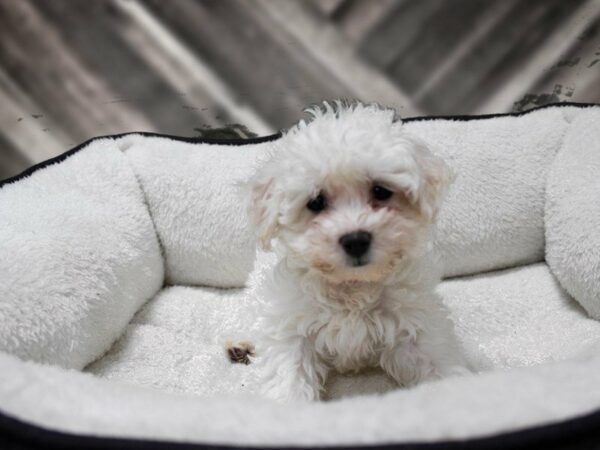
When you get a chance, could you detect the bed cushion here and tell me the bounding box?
[1,103,600,449]
[545,109,600,320]
[2,337,600,446]
[86,262,600,400]
[118,107,576,290]
[404,108,568,277]
[119,133,278,288]
[0,139,164,369]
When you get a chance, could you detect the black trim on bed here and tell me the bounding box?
[2,101,600,449]
[2,102,599,191]
[0,131,282,190]
[1,407,600,450]
[401,101,600,123]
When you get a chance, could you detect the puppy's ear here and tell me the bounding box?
[414,144,453,222]
[247,171,281,251]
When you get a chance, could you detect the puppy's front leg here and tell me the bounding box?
[380,332,469,387]
[380,341,437,387]
[261,335,327,402]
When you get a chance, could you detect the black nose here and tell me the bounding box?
[339,231,372,258]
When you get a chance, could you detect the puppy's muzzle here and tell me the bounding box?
[339,231,372,265]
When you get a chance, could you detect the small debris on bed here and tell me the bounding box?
[225,340,255,365]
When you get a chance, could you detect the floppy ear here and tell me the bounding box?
[414,144,453,222]
[389,121,453,222]
[246,171,281,251]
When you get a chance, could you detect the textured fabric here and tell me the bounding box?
[120,134,272,288]
[0,139,164,369]
[545,110,600,320]
[1,104,600,447]
[404,109,569,277]
[119,108,574,289]
[3,330,600,446]
[87,285,260,397]
[441,263,600,370]
[86,263,600,400]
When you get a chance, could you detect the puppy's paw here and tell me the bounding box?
[225,340,255,365]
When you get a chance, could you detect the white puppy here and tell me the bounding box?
[245,101,467,402]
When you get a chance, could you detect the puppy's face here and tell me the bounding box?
[280,174,425,284]
[248,110,450,284]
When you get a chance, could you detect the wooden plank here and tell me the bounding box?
[0,133,30,181]
[413,0,517,103]
[565,19,600,105]
[310,0,348,17]
[513,16,600,110]
[333,0,400,43]
[142,0,353,129]
[573,69,600,104]
[0,68,69,163]
[32,0,223,137]
[418,0,575,114]
[0,0,156,141]
[0,76,68,168]
[474,0,600,113]
[253,0,421,115]
[387,1,492,93]
[113,0,273,136]
[359,0,444,70]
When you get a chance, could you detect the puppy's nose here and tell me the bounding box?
[339,231,372,258]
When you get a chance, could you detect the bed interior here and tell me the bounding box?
[2,103,600,446]
[84,261,600,400]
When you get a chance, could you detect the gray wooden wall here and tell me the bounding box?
[1,0,600,180]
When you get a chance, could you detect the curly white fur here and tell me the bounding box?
[246,101,468,402]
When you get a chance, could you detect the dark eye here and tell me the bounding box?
[372,185,393,201]
[307,192,327,213]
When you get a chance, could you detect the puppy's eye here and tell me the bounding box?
[307,193,327,213]
[372,185,393,201]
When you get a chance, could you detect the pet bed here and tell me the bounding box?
[1,102,600,449]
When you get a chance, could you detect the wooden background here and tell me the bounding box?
[1,0,600,180]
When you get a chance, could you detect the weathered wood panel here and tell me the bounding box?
[0,0,599,180]
[142,0,351,129]
[360,0,445,70]
[253,0,420,115]
[0,0,156,142]
[332,0,399,43]
[418,0,587,113]
[0,134,29,181]
[479,0,600,113]
[34,0,241,135]
[386,1,493,93]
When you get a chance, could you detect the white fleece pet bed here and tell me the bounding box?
[1,103,600,449]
